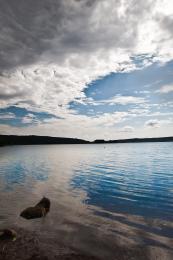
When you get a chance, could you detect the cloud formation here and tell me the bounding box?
[1,1,173,109]
[0,0,173,138]
[0,112,16,119]
[122,126,134,132]
[21,113,37,124]
[156,84,173,94]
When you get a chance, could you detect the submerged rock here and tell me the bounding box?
[20,197,50,220]
[0,229,17,241]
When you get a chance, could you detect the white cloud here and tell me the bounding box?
[106,95,146,105]
[21,113,37,124]
[0,112,16,119]
[77,95,146,106]
[122,126,134,132]
[1,115,172,141]
[156,84,173,93]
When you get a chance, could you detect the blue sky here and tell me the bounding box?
[70,60,173,116]
[0,0,173,140]
[0,106,58,127]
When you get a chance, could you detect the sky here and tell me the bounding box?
[0,0,173,141]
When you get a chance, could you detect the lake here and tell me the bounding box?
[0,143,173,259]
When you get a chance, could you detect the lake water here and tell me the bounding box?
[0,143,173,258]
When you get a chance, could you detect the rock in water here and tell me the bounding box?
[20,197,50,219]
[36,197,50,213]
[0,229,17,241]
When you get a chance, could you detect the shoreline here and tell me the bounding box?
[0,135,173,147]
[1,212,173,260]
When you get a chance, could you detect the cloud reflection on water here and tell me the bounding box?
[0,144,173,259]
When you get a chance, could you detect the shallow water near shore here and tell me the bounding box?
[0,143,173,259]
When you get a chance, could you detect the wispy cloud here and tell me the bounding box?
[0,112,16,119]
[21,113,37,124]
[76,95,146,106]
[103,95,146,106]
[121,126,134,132]
[156,84,173,94]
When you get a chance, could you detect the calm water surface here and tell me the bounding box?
[0,143,173,257]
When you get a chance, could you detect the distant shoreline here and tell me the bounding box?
[0,135,173,146]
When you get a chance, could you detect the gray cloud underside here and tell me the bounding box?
[0,0,152,71]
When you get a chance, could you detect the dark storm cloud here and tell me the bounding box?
[0,0,104,72]
[0,0,150,72]
[0,0,63,70]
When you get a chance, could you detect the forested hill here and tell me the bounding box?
[0,135,90,146]
[94,137,173,143]
[0,135,173,146]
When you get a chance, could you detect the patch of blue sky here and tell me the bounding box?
[0,106,58,127]
[85,60,173,100]
[69,60,173,117]
[70,101,144,116]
